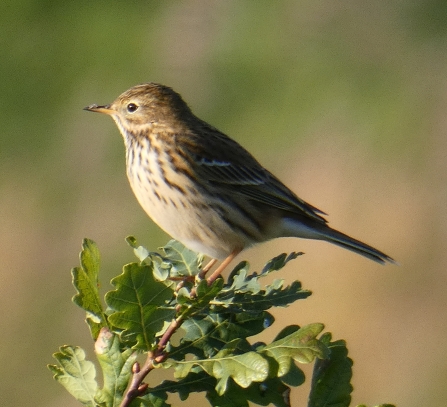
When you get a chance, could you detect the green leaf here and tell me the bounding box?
[261,252,303,275]
[149,371,216,401]
[261,323,327,377]
[169,310,272,362]
[226,265,261,294]
[189,311,273,343]
[219,260,311,315]
[308,333,353,407]
[157,240,204,278]
[225,252,304,296]
[133,393,171,407]
[126,235,152,263]
[356,405,396,407]
[165,339,270,394]
[210,378,291,407]
[177,278,224,318]
[105,262,175,350]
[151,372,292,407]
[219,280,311,312]
[279,361,306,387]
[94,327,138,406]
[48,346,98,406]
[72,238,108,339]
[273,325,301,341]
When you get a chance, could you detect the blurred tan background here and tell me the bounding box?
[1,1,446,406]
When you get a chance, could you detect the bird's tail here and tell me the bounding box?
[316,225,395,264]
[280,217,395,264]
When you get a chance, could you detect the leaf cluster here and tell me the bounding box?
[49,238,395,407]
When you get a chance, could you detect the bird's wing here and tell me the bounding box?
[180,130,327,223]
[198,159,326,222]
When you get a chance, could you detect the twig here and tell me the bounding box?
[120,353,155,407]
[157,317,183,352]
[119,316,185,407]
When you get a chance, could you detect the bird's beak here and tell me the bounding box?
[83,104,115,115]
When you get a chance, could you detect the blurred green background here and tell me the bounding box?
[1,1,446,406]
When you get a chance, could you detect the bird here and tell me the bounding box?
[84,82,393,275]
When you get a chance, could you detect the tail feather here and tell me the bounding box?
[280,217,395,264]
[319,226,395,264]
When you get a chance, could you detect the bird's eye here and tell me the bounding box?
[127,103,138,113]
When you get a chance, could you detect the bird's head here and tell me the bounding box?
[84,83,193,135]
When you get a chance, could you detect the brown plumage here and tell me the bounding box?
[84,83,394,266]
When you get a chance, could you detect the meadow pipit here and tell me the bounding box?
[84,83,393,274]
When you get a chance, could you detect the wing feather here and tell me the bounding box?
[178,124,327,223]
[189,152,326,223]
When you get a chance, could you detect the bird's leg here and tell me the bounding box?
[198,258,218,279]
[206,249,241,286]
